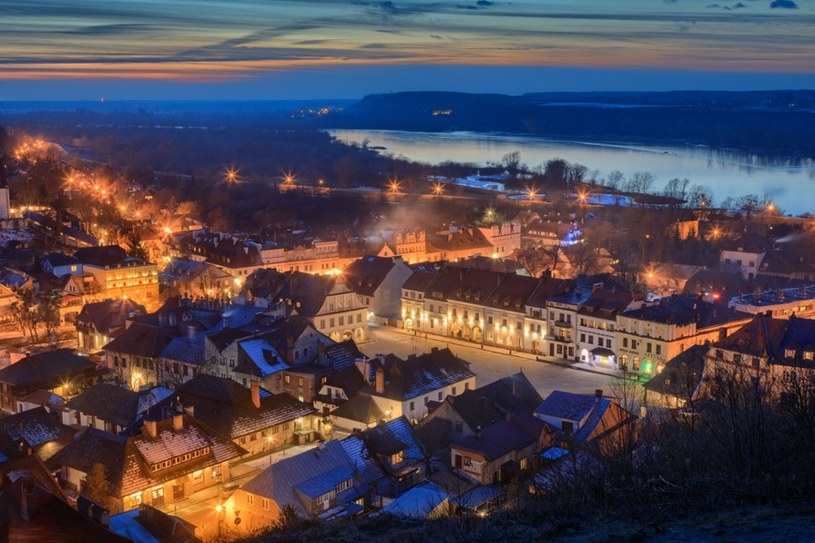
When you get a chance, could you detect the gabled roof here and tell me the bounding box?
[103,321,176,358]
[241,440,357,516]
[235,338,288,378]
[720,232,770,254]
[65,383,141,427]
[343,256,397,297]
[452,416,546,461]
[43,252,80,268]
[714,314,815,367]
[644,344,707,401]
[535,390,601,423]
[0,406,76,450]
[153,374,314,439]
[331,394,385,427]
[379,481,448,518]
[0,349,97,387]
[370,348,475,402]
[76,299,146,336]
[315,339,367,371]
[442,372,542,431]
[72,245,129,267]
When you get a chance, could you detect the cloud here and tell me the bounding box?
[477,0,494,5]
[770,0,798,8]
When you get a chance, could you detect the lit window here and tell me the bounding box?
[247,494,254,505]
[192,470,204,483]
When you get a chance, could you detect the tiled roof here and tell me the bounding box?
[294,466,354,499]
[236,338,288,378]
[714,314,815,367]
[452,416,544,461]
[379,481,448,518]
[535,390,600,423]
[76,299,146,336]
[402,269,436,292]
[316,339,367,371]
[372,348,475,402]
[0,406,76,449]
[18,389,64,408]
[153,374,314,439]
[103,321,176,358]
[64,383,140,427]
[160,332,206,365]
[241,440,357,516]
[621,294,751,328]
[0,349,97,387]
[343,256,396,297]
[48,428,128,496]
[331,394,385,426]
[444,372,542,431]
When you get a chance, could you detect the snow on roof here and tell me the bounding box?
[133,424,210,465]
[294,466,354,499]
[380,482,448,518]
[136,387,174,415]
[239,338,288,377]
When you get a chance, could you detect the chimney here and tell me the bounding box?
[251,380,261,408]
[173,412,184,432]
[184,404,195,417]
[375,366,385,394]
[595,389,603,400]
[144,419,158,438]
[475,425,482,439]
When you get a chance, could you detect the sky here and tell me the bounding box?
[1,0,814,100]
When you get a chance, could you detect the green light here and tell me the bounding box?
[642,360,652,374]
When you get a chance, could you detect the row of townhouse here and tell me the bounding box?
[402,265,753,376]
[646,313,815,408]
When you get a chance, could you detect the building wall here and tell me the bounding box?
[84,262,159,311]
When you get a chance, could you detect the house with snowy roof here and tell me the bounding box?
[343,255,413,321]
[0,349,100,414]
[450,413,550,485]
[378,481,450,519]
[704,314,815,397]
[49,412,245,513]
[75,298,146,353]
[147,374,318,455]
[0,406,77,461]
[534,389,637,454]
[62,383,172,434]
[339,417,426,501]
[419,371,542,452]
[330,347,476,430]
[223,439,367,535]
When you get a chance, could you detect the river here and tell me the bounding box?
[330,129,815,215]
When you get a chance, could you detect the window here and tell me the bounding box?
[297,377,304,386]
[452,386,457,395]
[212,465,222,479]
[463,456,472,466]
[785,349,796,358]
[127,492,142,509]
[247,494,254,505]
[623,338,628,348]
[438,391,443,401]
[465,382,470,391]
[734,354,743,364]
[655,344,662,356]
[262,498,269,510]
[580,333,586,343]
[805,352,814,361]
[285,375,291,384]
[646,342,652,354]
[409,401,415,411]
[193,470,204,483]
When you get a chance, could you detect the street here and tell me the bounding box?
[361,325,616,398]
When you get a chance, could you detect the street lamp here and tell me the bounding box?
[432,182,444,196]
[388,179,400,193]
[225,167,239,184]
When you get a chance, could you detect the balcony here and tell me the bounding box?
[554,320,573,328]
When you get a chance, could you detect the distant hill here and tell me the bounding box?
[329,90,815,156]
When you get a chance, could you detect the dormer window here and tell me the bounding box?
[805,351,814,361]
[785,349,796,358]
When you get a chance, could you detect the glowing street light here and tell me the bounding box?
[527,187,537,199]
[432,182,444,196]
[766,202,776,214]
[283,172,295,185]
[388,179,400,193]
[225,167,239,184]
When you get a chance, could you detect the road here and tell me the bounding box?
[361,325,615,398]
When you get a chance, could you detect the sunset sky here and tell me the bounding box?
[1,0,814,100]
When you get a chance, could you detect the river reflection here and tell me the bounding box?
[330,129,815,215]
